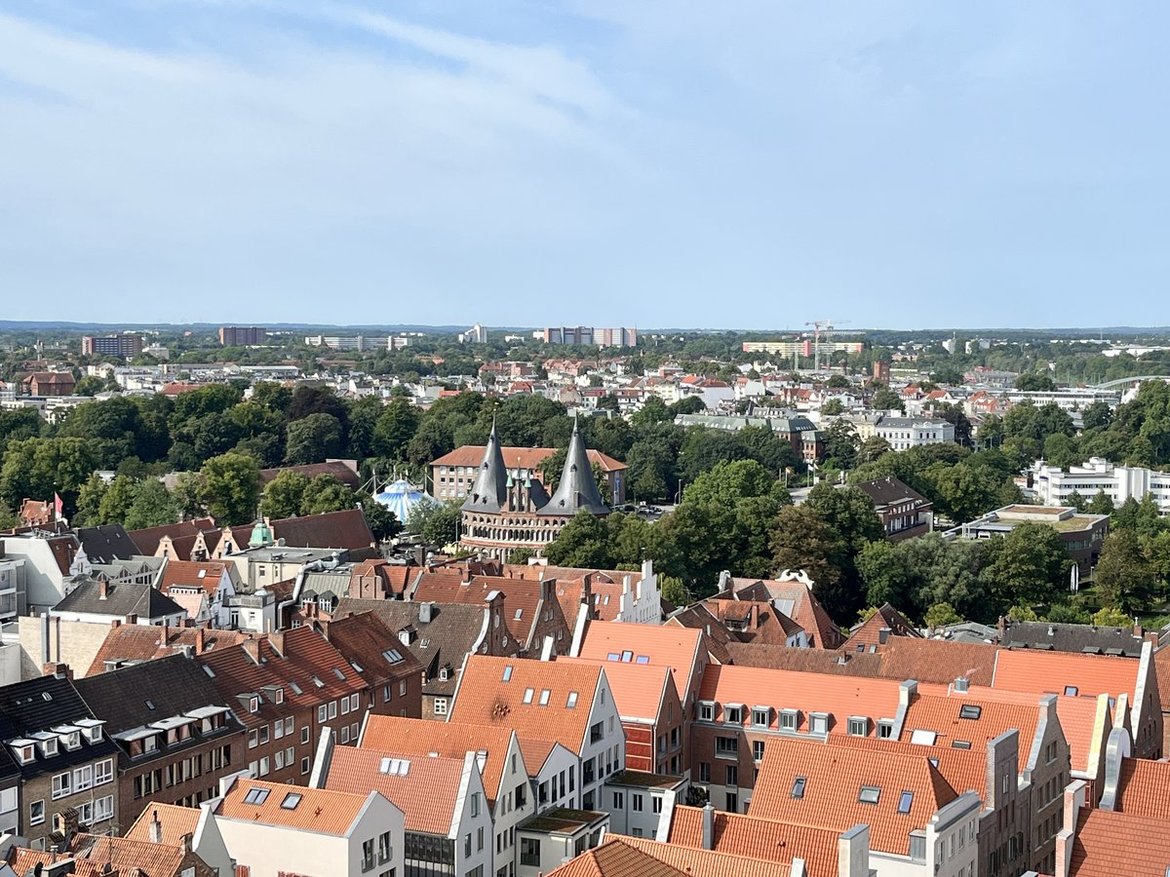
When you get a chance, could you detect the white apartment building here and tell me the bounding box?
[874,417,956,451]
[213,776,405,877]
[1031,457,1170,514]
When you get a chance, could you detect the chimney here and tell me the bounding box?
[127,613,138,625]
[837,824,871,877]
[98,579,109,600]
[242,638,261,664]
[700,802,715,850]
[419,602,434,624]
[750,603,760,629]
[194,626,206,655]
[953,677,970,693]
[268,630,286,657]
[149,809,162,843]
[180,832,193,854]
[42,662,72,680]
[110,619,121,629]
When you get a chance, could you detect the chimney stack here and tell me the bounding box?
[98,579,109,600]
[700,802,715,850]
[149,809,162,843]
[195,626,206,655]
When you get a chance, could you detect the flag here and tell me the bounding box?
[53,492,64,520]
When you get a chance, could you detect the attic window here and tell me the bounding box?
[379,757,410,776]
[281,793,302,810]
[1063,686,1079,697]
[958,705,982,720]
[635,655,650,664]
[351,662,364,673]
[383,649,404,665]
[566,692,578,709]
[897,791,913,813]
[522,688,534,704]
[538,689,551,706]
[42,692,52,702]
[606,653,620,662]
[332,668,346,681]
[289,681,303,695]
[952,740,972,750]
[249,697,259,714]
[202,665,216,678]
[791,777,806,799]
[502,665,514,682]
[311,676,325,688]
[145,700,155,711]
[858,786,880,805]
[514,609,523,620]
[243,788,270,805]
[909,729,937,746]
[621,650,633,663]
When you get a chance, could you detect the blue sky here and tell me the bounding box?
[1,2,1167,330]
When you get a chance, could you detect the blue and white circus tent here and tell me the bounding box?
[372,477,436,524]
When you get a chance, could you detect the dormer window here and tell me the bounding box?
[38,739,57,758]
[63,732,80,751]
[250,697,260,713]
[12,743,35,764]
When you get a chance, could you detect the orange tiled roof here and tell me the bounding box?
[413,572,547,648]
[1114,757,1170,818]
[667,806,841,877]
[324,610,424,687]
[992,648,1141,700]
[448,655,602,753]
[11,833,189,877]
[577,621,704,703]
[724,576,842,649]
[432,446,626,473]
[126,802,201,846]
[359,714,523,804]
[549,835,794,877]
[321,745,464,835]
[845,604,922,649]
[827,734,989,797]
[1069,806,1170,877]
[216,778,369,836]
[559,656,672,722]
[903,686,1043,755]
[156,560,230,596]
[1154,647,1170,723]
[86,625,248,677]
[506,566,648,623]
[749,735,957,854]
[698,664,904,733]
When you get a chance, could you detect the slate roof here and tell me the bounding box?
[334,598,496,697]
[0,675,119,779]
[75,653,242,740]
[270,508,375,550]
[854,475,932,509]
[75,523,140,564]
[259,461,361,489]
[1000,620,1150,657]
[52,579,185,620]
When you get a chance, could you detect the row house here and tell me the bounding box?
[0,671,120,848]
[313,737,495,877]
[322,610,424,719]
[74,653,246,827]
[154,560,239,628]
[505,560,663,626]
[125,802,236,877]
[49,578,187,627]
[336,593,516,720]
[4,831,217,877]
[559,657,685,776]
[449,656,625,813]
[194,626,369,785]
[213,776,405,877]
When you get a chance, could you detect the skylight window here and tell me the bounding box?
[791,777,806,799]
[566,692,578,708]
[1063,685,1079,697]
[858,786,880,805]
[952,740,972,750]
[621,650,633,663]
[145,700,155,711]
[332,667,346,681]
[243,788,270,805]
[635,655,650,664]
[281,792,302,810]
[289,681,303,695]
[606,653,620,661]
[514,609,523,620]
[897,791,913,813]
[538,689,551,706]
[382,649,403,664]
[202,665,216,678]
[909,729,937,746]
[522,688,534,704]
[958,705,981,720]
[502,665,513,682]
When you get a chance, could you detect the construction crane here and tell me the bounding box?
[804,320,851,372]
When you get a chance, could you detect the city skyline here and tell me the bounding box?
[2,3,1168,328]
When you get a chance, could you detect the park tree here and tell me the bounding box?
[407,499,462,546]
[285,413,344,465]
[871,386,904,413]
[197,451,261,525]
[373,399,421,460]
[821,420,859,471]
[96,475,140,525]
[1014,373,1057,392]
[770,505,848,618]
[301,475,356,515]
[1094,529,1157,613]
[924,602,963,628]
[0,437,99,513]
[983,523,1071,610]
[261,471,312,519]
[545,511,612,569]
[123,479,180,530]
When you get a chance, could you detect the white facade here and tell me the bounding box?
[534,744,582,811]
[0,555,26,621]
[449,755,495,877]
[1031,457,1170,514]
[867,793,981,877]
[605,782,682,839]
[0,535,88,614]
[611,560,662,625]
[490,736,538,877]
[874,418,956,451]
[215,783,405,877]
[578,673,626,812]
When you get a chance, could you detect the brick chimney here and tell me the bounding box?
[194,626,206,655]
[268,630,286,657]
[98,579,109,600]
[242,638,261,664]
[42,662,72,680]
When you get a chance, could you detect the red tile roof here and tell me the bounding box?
[321,745,465,835]
[10,833,190,877]
[126,803,201,846]
[667,806,842,877]
[324,610,424,688]
[216,778,369,836]
[992,648,1142,701]
[432,446,626,473]
[156,560,231,597]
[559,656,672,723]
[413,572,548,649]
[723,576,842,648]
[86,625,248,677]
[1069,806,1170,877]
[448,655,602,754]
[269,507,374,550]
[1114,757,1170,818]
[128,518,218,556]
[577,621,704,703]
[549,835,794,877]
[749,735,957,854]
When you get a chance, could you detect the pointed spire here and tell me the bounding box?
[538,413,609,516]
[462,417,509,513]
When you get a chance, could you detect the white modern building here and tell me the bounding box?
[1030,457,1170,514]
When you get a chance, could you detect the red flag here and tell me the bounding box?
[53,492,64,519]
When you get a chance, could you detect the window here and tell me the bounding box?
[538,690,550,706]
[73,764,93,792]
[809,712,829,735]
[724,765,738,786]
[522,688,534,704]
[51,772,72,800]
[29,800,44,826]
[317,705,328,723]
[243,787,270,805]
[847,717,868,736]
[910,729,937,745]
[952,740,972,750]
[653,796,662,814]
[859,786,880,804]
[434,698,449,717]
[699,702,714,721]
[878,720,895,739]
[281,792,303,809]
[779,709,798,731]
[959,705,982,720]
[1063,685,1079,697]
[464,834,472,858]
[898,791,913,813]
[301,726,310,745]
[362,838,376,871]
[715,736,738,756]
[471,792,480,817]
[328,701,338,719]
[566,691,578,709]
[477,827,484,851]
[612,791,624,808]
[751,707,769,728]
[698,762,710,783]
[724,705,743,724]
[632,794,643,812]
[502,665,513,682]
[752,740,765,761]
[520,838,541,867]
[791,777,806,799]
[93,795,113,822]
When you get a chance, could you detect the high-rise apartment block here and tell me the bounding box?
[219,326,267,346]
[543,326,637,347]
[81,334,144,358]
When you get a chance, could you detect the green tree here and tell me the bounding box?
[1094,529,1156,612]
[1082,401,1113,431]
[96,475,140,525]
[345,397,385,461]
[0,408,42,458]
[1091,606,1132,627]
[984,523,1071,609]
[857,437,892,466]
[507,548,535,565]
[198,452,261,525]
[1087,490,1115,515]
[359,496,403,542]
[924,602,963,628]
[406,499,462,546]
[1014,373,1057,392]
[821,420,859,470]
[285,413,343,465]
[770,505,847,617]
[261,471,312,519]
[871,386,904,413]
[301,475,355,515]
[545,511,612,568]
[123,479,180,529]
[74,474,109,525]
[373,399,421,460]
[821,399,844,416]
[0,437,100,512]
[1065,490,1088,512]
[659,575,689,607]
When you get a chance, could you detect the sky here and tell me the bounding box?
[1,2,1168,330]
